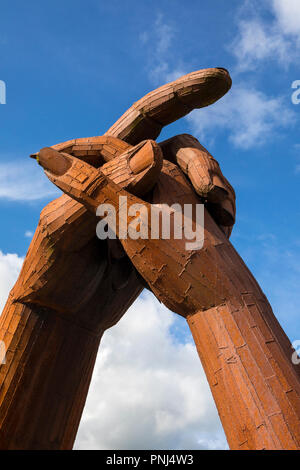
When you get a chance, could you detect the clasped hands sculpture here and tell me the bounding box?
[1,68,300,450]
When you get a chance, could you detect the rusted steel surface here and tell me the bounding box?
[0,68,299,450]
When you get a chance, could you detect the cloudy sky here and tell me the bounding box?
[0,0,299,450]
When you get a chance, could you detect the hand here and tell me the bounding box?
[13,139,162,333]
[12,67,234,329]
[36,145,236,318]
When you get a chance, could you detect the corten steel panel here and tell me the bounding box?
[0,68,299,450]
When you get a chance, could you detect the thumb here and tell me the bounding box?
[33,140,161,231]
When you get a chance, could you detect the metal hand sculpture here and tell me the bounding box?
[0,68,300,450]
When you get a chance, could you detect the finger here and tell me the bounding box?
[206,172,236,229]
[105,68,231,145]
[208,172,236,237]
[159,134,227,201]
[29,139,162,260]
[100,139,163,196]
[33,140,162,215]
[159,134,236,226]
[31,136,132,168]
[215,173,236,231]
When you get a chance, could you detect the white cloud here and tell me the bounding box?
[0,251,23,312]
[24,230,33,238]
[273,0,300,37]
[187,86,294,149]
[141,14,186,85]
[0,160,60,201]
[139,9,295,151]
[231,19,292,71]
[231,0,300,71]
[75,293,227,450]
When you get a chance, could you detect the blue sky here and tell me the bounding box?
[0,0,299,449]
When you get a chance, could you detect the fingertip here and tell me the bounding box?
[38,147,72,176]
[129,140,162,174]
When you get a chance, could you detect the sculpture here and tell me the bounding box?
[0,68,299,450]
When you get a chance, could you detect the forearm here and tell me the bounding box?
[130,205,300,449]
[187,232,300,450]
[125,204,300,448]
[112,203,300,449]
[104,68,231,145]
[0,296,102,449]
